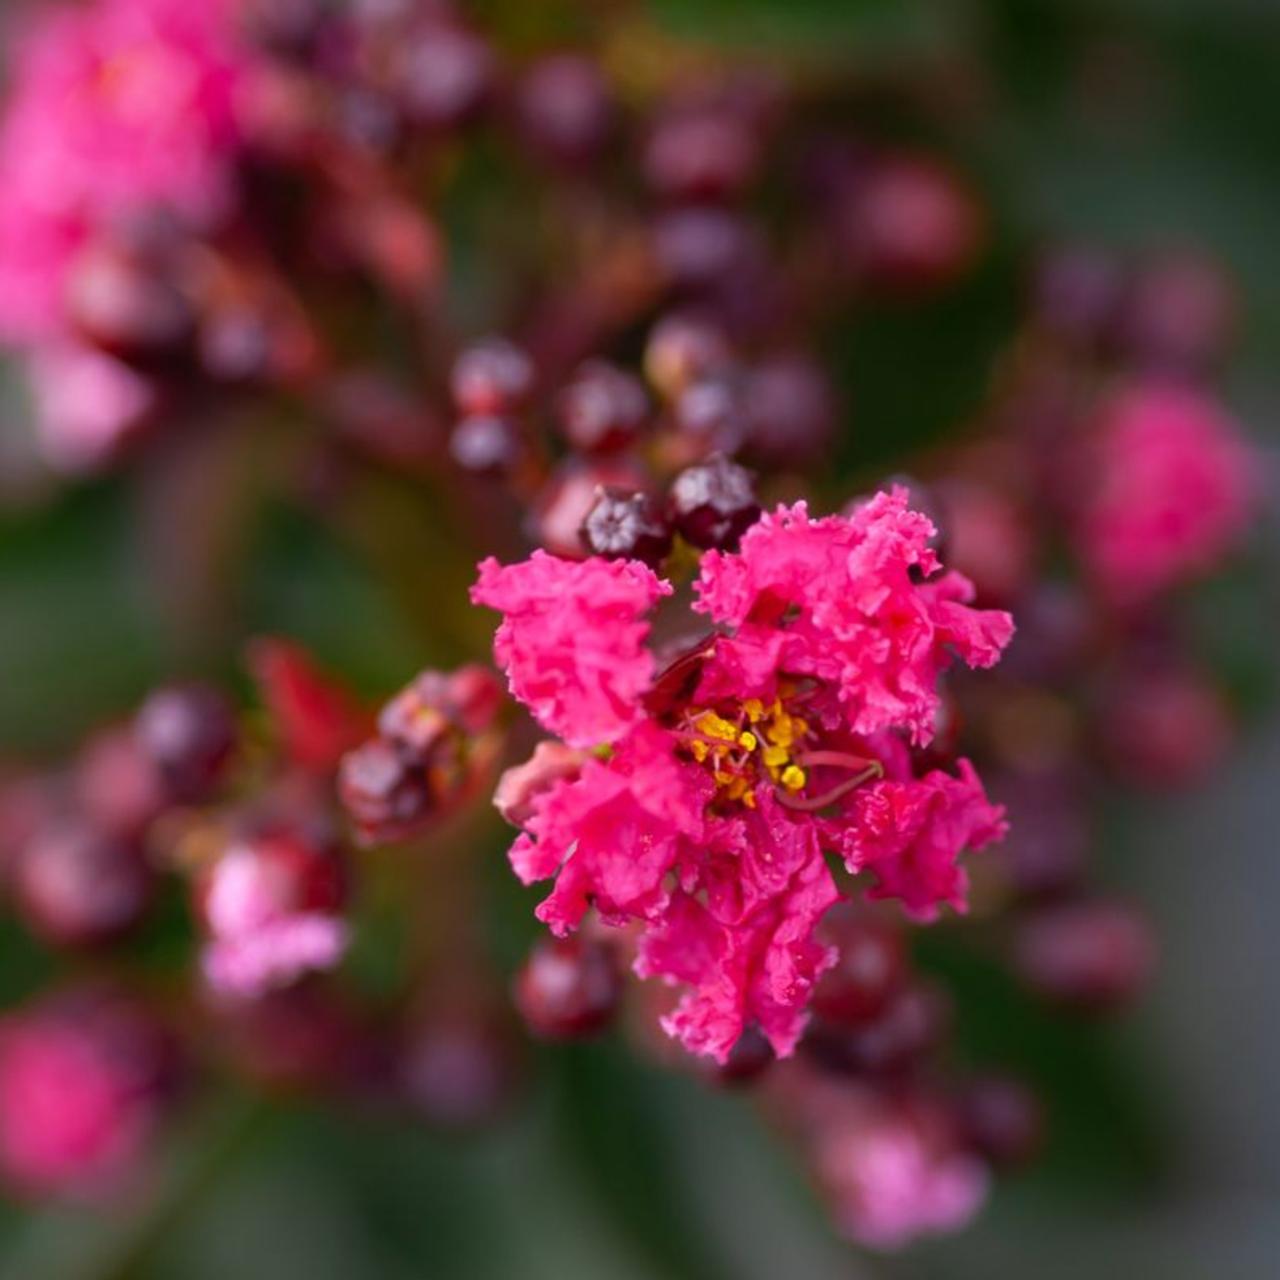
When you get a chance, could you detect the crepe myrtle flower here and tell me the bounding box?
[473,488,1014,1062]
[0,0,251,345]
[1074,381,1260,606]
[195,825,348,1000]
[0,989,177,1200]
[814,1095,989,1250]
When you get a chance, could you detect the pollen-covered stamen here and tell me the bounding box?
[679,695,823,808]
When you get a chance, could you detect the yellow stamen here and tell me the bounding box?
[738,730,758,751]
[780,764,806,792]
[695,711,739,743]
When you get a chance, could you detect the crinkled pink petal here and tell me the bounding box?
[1076,381,1260,605]
[693,629,799,705]
[637,794,838,1062]
[835,759,1007,919]
[473,552,672,748]
[509,723,707,934]
[695,493,1013,745]
[202,913,348,999]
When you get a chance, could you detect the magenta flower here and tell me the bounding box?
[197,831,348,1000]
[1075,381,1261,606]
[0,996,169,1199]
[472,552,672,749]
[475,488,1013,1062]
[816,1102,989,1250]
[27,343,155,471]
[0,0,250,344]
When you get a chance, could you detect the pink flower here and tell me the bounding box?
[835,759,1008,921]
[0,995,169,1199]
[0,0,250,344]
[27,343,154,471]
[1075,382,1261,605]
[479,491,1012,1062]
[695,493,1014,744]
[198,832,348,999]
[472,551,672,748]
[816,1103,988,1249]
[510,723,707,934]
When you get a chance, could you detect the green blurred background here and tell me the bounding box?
[2,0,1278,1275]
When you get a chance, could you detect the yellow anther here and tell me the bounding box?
[738,730,758,751]
[764,716,796,749]
[743,789,757,809]
[695,711,739,743]
[761,742,789,769]
[690,740,710,763]
[744,699,765,722]
[780,764,806,792]
[713,770,734,787]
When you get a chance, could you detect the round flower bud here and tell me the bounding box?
[652,207,755,290]
[514,54,612,167]
[338,739,434,847]
[1117,250,1236,373]
[10,822,152,948]
[400,1009,519,1129]
[581,488,673,567]
[1033,244,1125,347]
[813,913,907,1026]
[556,360,649,454]
[449,415,525,475]
[393,22,494,130]
[0,991,177,1199]
[66,238,195,367]
[956,1075,1044,1170]
[643,106,759,203]
[450,338,534,416]
[1013,900,1155,1011]
[532,458,649,558]
[673,375,748,456]
[668,455,760,550]
[135,684,237,804]
[739,354,835,469]
[514,937,622,1040]
[644,313,732,402]
[711,1024,775,1087]
[841,154,983,292]
[805,983,950,1077]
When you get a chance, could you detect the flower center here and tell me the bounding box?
[680,696,811,809]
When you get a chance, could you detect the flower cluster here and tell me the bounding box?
[0,0,247,346]
[476,489,1013,1062]
[0,0,1266,1255]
